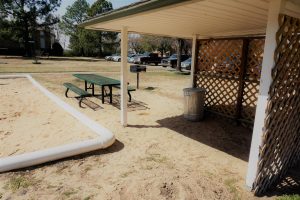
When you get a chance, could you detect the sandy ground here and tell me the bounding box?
[0,57,280,200]
[0,77,97,157]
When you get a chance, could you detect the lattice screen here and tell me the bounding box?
[241,39,265,123]
[194,38,264,124]
[253,14,300,195]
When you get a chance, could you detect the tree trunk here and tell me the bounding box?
[176,38,183,71]
[81,47,84,56]
[99,32,103,57]
[22,4,31,57]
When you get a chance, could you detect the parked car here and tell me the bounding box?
[161,54,189,68]
[128,54,142,63]
[139,53,162,65]
[105,55,112,61]
[181,57,191,71]
[127,54,136,62]
[131,52,149,64]
[105,54,119,61]
[112,55,121,62]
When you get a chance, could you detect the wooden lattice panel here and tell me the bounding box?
[195,39,243,117]
[195,38,264,123]
[195,75,239,116]
[253,15,300,195]
[241,39,265,122]
[241,81,260,122]
[196,39,243,78]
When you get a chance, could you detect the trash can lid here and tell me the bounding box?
[183,87,206,92]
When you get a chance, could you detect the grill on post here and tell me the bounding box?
[130,65,146,73]
[130,65,146,89]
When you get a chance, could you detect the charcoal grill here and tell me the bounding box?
[130,65,146,89]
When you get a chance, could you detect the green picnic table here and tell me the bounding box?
[73,74,120,104]
[73,74,136,104]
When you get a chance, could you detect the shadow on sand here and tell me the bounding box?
[156,114,252,161]
[75,94,149,112]
[155,114,300,197]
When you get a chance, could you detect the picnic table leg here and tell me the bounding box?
[84,81,87,91]
[101,86,105,104]
[92,83,95,96]
[128,91,132,102]
[65,88,69,98]
[109,85,112,104]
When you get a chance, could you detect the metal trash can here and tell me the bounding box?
[183,88,206,121]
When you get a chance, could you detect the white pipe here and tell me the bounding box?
[0,74,115,173]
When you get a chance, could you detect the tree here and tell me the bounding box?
[0,0,61,56]
[176,38,184,71]
[60,0,90,56]
[140,35,158,52]
[0,17,17,44]
[60,0,118,57]
[138,35,175,56]
[129,35,144,54]
[156,37,173,57]
[88,0,112,16]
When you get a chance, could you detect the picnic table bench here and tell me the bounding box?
[112,85,136,102]
[63,83,92,107]
[72,74,135,104]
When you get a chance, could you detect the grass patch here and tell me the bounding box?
[277,195,300,200]
[46,184,57,189]
[62,189,78,198]
[144,153,168,164]
[141,165,153,170]
[120,170,136,178]
[4,176,33,192]
[224,178,241,200]
[174,71,190,75]
[84,195,94,200]
[147,71,184,77]
[55,164,69,174]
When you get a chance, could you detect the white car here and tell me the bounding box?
[112,55,121,62]
[105,54,118,61]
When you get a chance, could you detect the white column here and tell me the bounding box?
[246,0,285,189]
[120,26,128,126]
[190,34,197,87]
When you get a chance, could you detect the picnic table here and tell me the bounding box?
[73,74,120,104]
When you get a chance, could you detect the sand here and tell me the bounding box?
[0,58,280,200]
[0,77,97,157]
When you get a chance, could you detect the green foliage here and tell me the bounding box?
[0,0,61,56]
[0,18,18,45]
[129,35,177,56]
[60,0,118,57]
[59,0,89,35]
[88,0,113,16]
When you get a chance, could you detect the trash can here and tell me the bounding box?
[183,88,206,121]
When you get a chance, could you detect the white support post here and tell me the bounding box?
[190,34,197,87]
[246,0,285,189]
[120,26,128,126]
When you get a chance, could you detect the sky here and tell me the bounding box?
[57,0,139,17]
